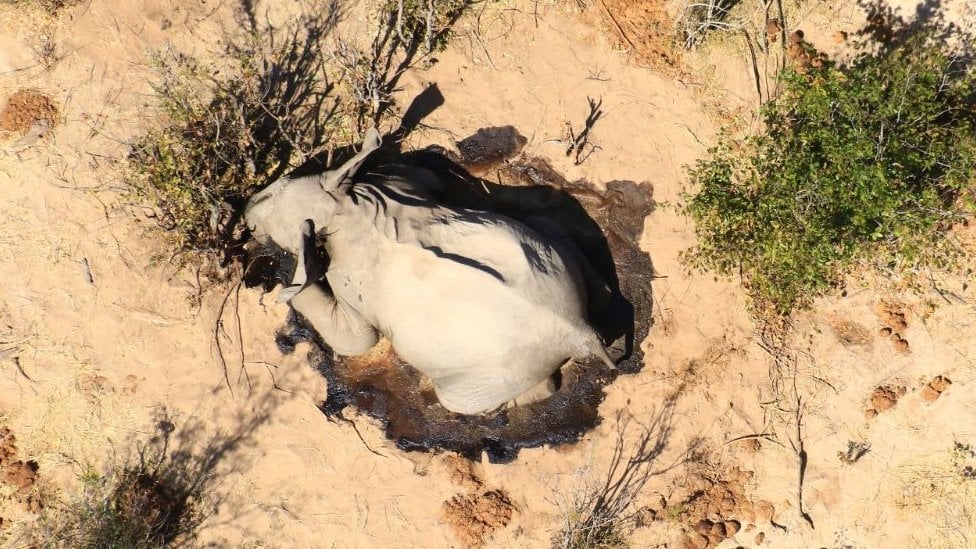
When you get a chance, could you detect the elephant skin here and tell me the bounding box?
[245,129,615,414]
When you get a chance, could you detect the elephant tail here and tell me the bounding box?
[576,326,617,370]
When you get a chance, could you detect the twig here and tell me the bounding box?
[792,395,815,529]
[232,277,251,393]
[79,258,95,285]
[671,121,706,147]
[214,271,242,397]
[567,97,604,165]
[12,357,34,383]
[598,0,636,52]
[743,29,764,107]
[333,413,386,458]
[723,432,783,447]
[775,0,788,66]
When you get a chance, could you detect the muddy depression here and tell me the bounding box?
[247,126,654,462]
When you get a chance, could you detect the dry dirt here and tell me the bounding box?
[0,89,58,134]
[0,425,42,523]
[441,489,517,548]
[921,375,952,402]
[588,0,680,72]
[877,300,912,353]
[1,0,975,547]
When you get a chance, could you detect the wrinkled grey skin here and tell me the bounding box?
[245,129,615,414]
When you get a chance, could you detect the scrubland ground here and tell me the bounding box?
[0,0,974,547]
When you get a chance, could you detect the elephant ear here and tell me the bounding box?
[320,127,383,190]
[277,219,326,303]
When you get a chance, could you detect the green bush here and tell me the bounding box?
[683,30,976,314]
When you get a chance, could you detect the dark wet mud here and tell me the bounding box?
[259,127,655,463]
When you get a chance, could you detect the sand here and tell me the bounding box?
[0,0,974,547]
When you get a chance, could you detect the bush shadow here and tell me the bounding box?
[556,388,703,547]
[34,393,281,547]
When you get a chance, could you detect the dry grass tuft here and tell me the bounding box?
[555,398,687,549]
[675,0,741,49]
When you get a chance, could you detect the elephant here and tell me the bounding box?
[244,128,616,414]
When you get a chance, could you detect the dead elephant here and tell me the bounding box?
[244,128,616,414]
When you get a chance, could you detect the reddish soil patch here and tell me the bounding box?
[784,29,829,73]
[876,301,910,353]
[865,385,906,418]
[644,467,762,549]
[0,90,59,136]
[592,0,680,71]
[3,461,38,492]
[920,375,952,402]
[0,426,41,515]
[441,489,516,548]
[0,428,37,492]
[443,453,484,491]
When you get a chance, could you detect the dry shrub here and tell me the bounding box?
[128,0,477,261]
[555,399,686,549]
[675,0,741,49]
[34,420,213,548]
[2,0,82,14]
[31,407,270,548]
[128,2,346,258]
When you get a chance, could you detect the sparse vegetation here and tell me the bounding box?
[34,421,215,548]
[683,20,976,314]
[675,0,741,49]
[127,0,477,260]
[952,441,976,479]
[555,403,679,549]
[838,441,871,465]
[127,3,346,258]
[27,408,269,548]
[331,0,472,128]
[5,0,80,14]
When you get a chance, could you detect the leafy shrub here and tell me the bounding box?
[683,28,976,314]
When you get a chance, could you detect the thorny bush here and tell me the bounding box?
[128,0,475,260]
[127,5,346,258]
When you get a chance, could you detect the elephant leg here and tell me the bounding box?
[290,283,378,356]
[505,373,559,409]
[434,358,570,414]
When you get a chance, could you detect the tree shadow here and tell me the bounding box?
[555,388,703,547]
[33,392,280,547]
[854,0,975,64]
[213,0,346,258]
[339,0,474,130]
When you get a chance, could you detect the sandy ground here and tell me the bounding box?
[1,0,975,547]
